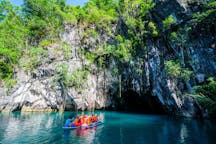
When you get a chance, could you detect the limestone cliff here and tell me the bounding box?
[0,0,215,117]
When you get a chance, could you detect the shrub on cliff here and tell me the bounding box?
[165,60,193,80]
[193,77,216,117]
[163,15,175,30]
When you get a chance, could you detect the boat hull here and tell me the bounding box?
[63,121,103,130]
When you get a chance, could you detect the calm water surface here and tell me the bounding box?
[0,111,216,144]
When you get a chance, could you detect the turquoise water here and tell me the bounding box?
[0,111,216,144]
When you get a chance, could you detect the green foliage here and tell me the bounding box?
[181,69,193,80]
[1,0,156,87]
[102,36,132,63]
[163,15,175,30]
[165,60,180,78]
[63,5,86,23]
[62,43,71,59]
[85,35,132,68]
[192,0,216,24]
[0,0,12,21]
[165,60,192,80]
[113,67,119,76]
[24,0,70,41]
[125,17,137,29]
[0,1,28,82]
[121,0,155,54]
[148,21,158,37]
[27,17,48,40]
[104,45,115,55]
[0,10,27,63]
[39,38,61,48]
[86,5,114,24]
[194,77,216,101]
[53,64,89,89]
[97,56,105,70]
[0,60,13,80]
[114,39,132,62]
[169,27,191,49]
[39,39,53,47]
[136,68,143,74]
[84,0,118,25]
[28,47,47,56]
[82,0,156,68]
[57,6,77,25]
[206,1,216,8]
[5,78,17,90]
[193,77,216,117]
[21,47,47,71]
[53,63,70,86]
[83,29,98,38]
[122,0,155,16]
[170,32,178,41]
[85,52,96,64]
[70,70,89,89]
[192,9,216,22]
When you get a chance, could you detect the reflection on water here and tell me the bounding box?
[63,121,101,144]
[62,112,104,144]
[179,124,188,143]
[0,112,64,143]
[0,111,216,144]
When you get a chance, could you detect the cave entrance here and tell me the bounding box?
[118,90,165,114]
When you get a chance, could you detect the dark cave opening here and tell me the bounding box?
[117,90,166,114]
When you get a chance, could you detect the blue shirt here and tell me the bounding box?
[65,119,71,127]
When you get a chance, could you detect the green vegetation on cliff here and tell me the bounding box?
[0,0,164,83]
[193,77,216,117]
[165,60,192,80]
[0,0,28,86]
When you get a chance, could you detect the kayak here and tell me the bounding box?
[62,121,103,130]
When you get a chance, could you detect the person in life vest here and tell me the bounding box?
[79,115,89,129]
[74,118,79,126]
[91,115,98,122]
[86,116,92,125]
[74,117,83,126]
[73,114,99,127]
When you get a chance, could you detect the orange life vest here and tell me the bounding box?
[86,117,92,124]
[74,119,79,126]
[92,116,98,122]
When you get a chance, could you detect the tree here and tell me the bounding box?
[0,1,28,81]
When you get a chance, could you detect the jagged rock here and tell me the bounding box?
[196,73,205,83]
[0,23,113,112]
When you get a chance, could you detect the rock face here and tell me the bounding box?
[0,0,215,117]
[0,25,114,112]
[114,0,215,117]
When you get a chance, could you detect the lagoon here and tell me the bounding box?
[0,111,216,144]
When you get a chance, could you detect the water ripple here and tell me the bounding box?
[0,111,216,144]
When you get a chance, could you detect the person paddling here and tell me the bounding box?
[91,115,98,122]
[64,119,72,127]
